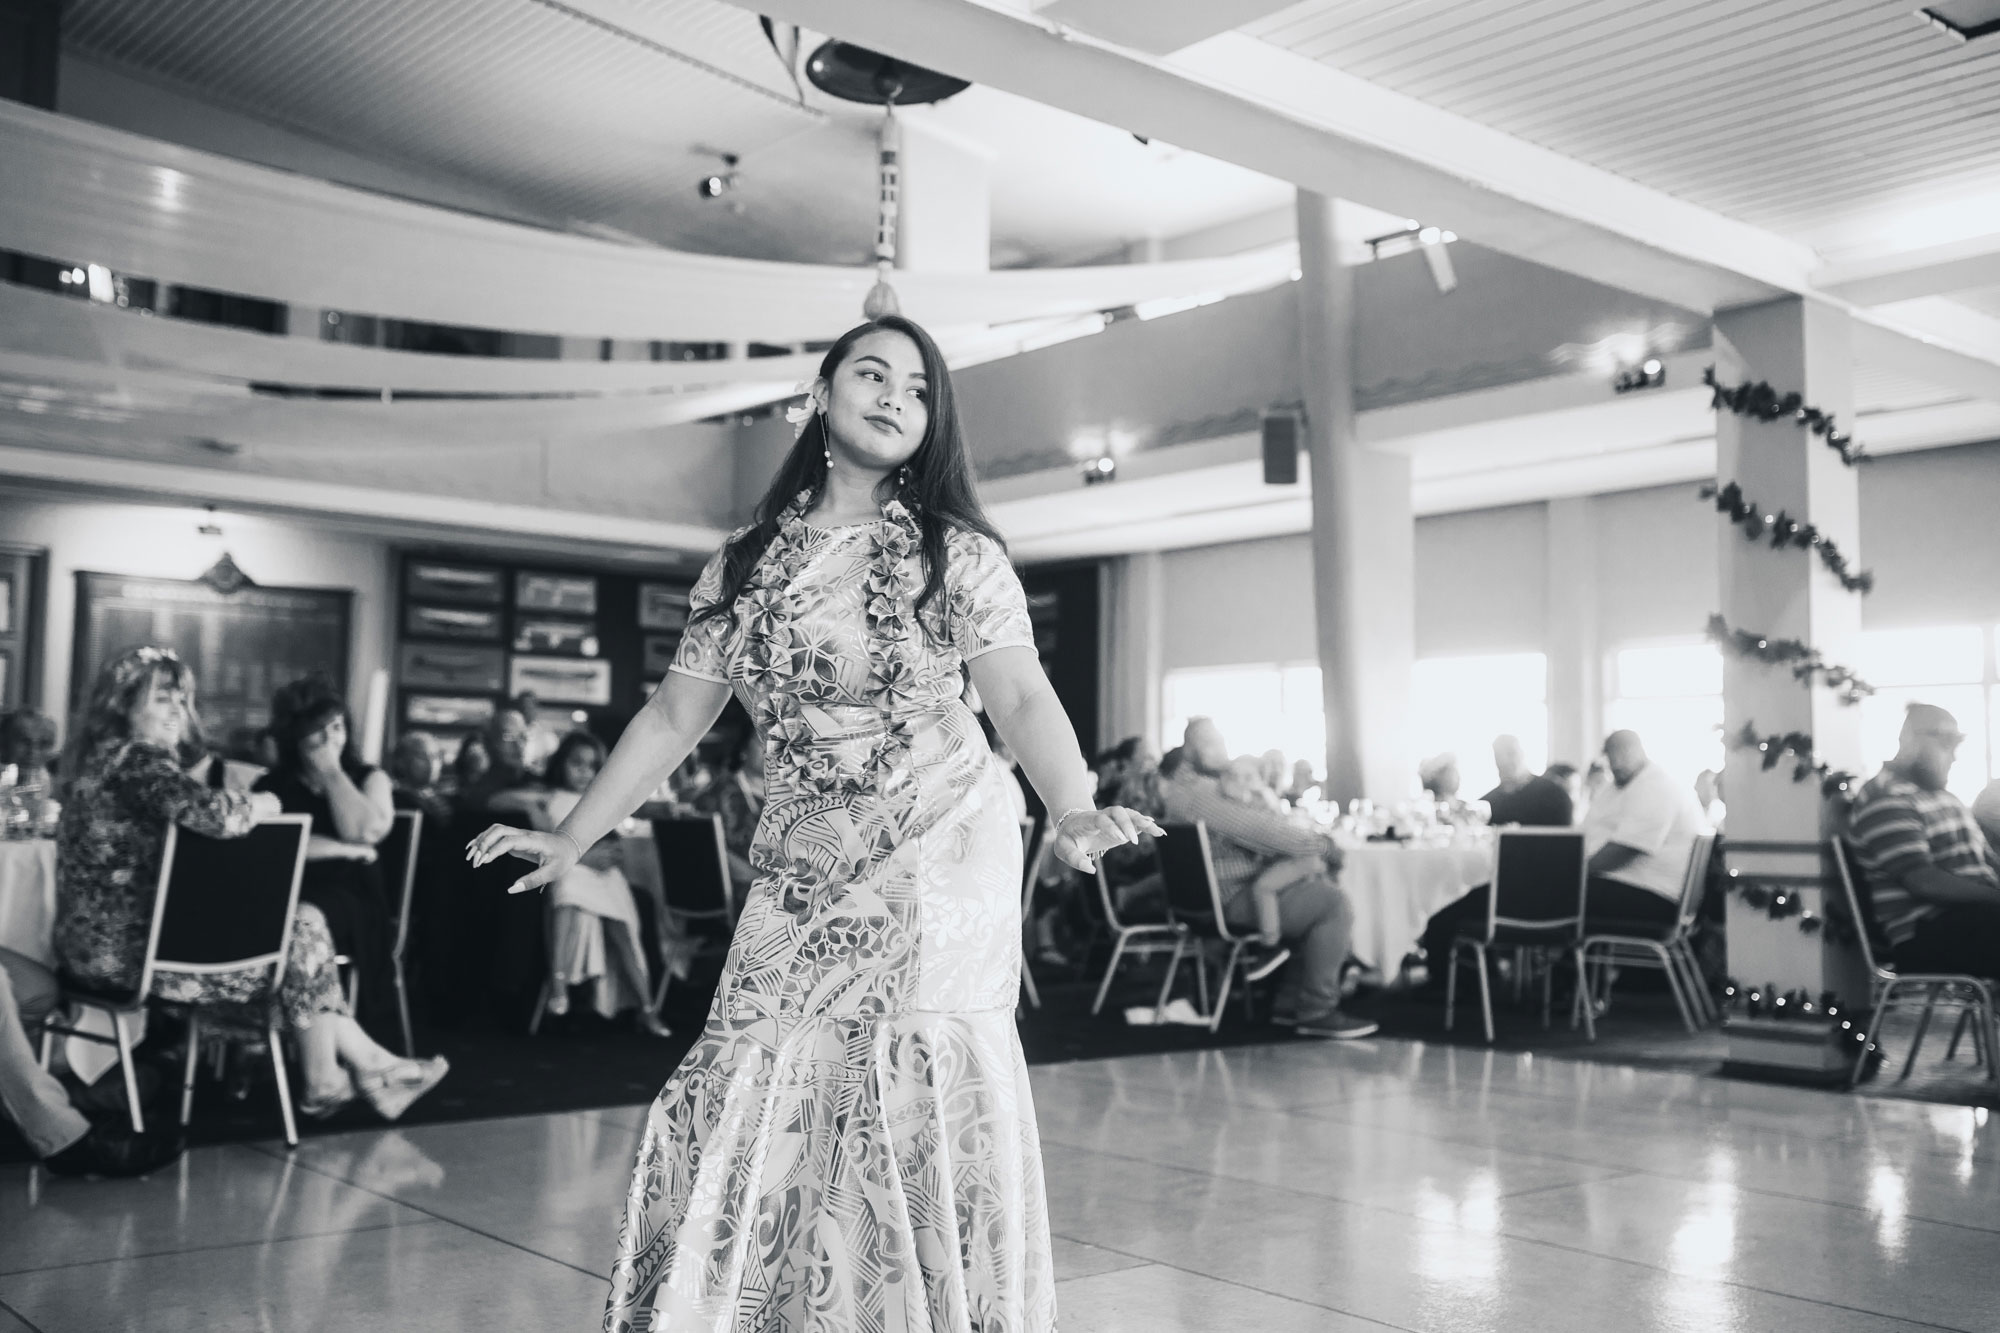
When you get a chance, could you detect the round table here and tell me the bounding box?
[0,838,57,967]
[1337,838,1493,970]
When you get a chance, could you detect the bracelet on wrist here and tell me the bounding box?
[1052,806,1095,837]
[555,828,584,861]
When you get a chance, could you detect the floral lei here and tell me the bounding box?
[747,490,925,808]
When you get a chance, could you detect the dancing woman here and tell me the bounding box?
[469,315,1160,1331]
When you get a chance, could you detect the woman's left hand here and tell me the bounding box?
[1051,806,1165,873]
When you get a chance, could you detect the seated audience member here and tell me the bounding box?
[1420,752,1479,823]
[256,678,401,1040]
[388,733,453,825]
[529,732,668,1034]
[1976,778,2000,859]
[691,727,766,893]
[453,707,540,817]
[1160,717,1376,1039]
[1,708,59,785]
[1,945,184,1176]
[1694,769,1727,831]
[451,733,491,793]
[1481,735,1573,827]
[56,648,445,1122]
[1224,755,1284,811]
[1420,730,1702,975]
[1849,704,2000,975]
[513,691,563,772]
[1545,763,1582,807]
[1284,758,1320,808]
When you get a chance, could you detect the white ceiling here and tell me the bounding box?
[58,0,1293,267]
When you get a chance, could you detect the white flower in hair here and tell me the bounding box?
[785,380,824,440]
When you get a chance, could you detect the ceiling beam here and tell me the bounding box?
[1032,0,1299,55]
[733,0,1814,313]
[1819,233,2000,306]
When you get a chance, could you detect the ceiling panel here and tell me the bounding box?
[1244,0,2000,252]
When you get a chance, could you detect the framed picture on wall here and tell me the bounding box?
[637,582,690,631]
[0,573,11,633]
[513,618,599,658]
[405,562,503,605]
[404,694,498,729]
[0,650,9,702]
[399,643,506,692]
[516,572,597,614]
[641,634,680,677]
[510,656,611,706]
[406,604,502,641]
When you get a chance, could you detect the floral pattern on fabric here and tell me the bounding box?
[606,511,1047,1333]
[56,739,347,1028]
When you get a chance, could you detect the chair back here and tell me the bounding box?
[1828,837,1894,983]
[1154,821,1238,941]
[1020,812,1048,914]
[1482,829,1587,941]
[143,814,312,999]
[1673,831,1719,937]
[378,808,423,961]
[651,816,734,923]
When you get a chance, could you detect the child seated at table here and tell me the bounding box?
[1220,760,1315,947]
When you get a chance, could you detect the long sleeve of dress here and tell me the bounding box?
[114,743,259,839]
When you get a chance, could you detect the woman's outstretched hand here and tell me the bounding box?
[465,824,579,895]
[1052,806,1165,873]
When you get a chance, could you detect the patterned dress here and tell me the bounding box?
[605,501,1056,1333]
[55,738,347,1026]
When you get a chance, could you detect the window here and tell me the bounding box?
[1853,626,1994,805]
[1606,641,1724,789]
[1160,663,1324,770]
[1409,653,1548,798]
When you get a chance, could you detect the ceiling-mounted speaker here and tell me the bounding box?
[1261,409,1301,486]
[802,39,970,105]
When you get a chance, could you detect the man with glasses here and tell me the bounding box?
[1850,703,2000,974]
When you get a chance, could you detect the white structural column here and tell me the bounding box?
[1713,297,1868,1008]
[1545,496,1601,768]
[1297,190,1415,803]
[1101,552,1164,753]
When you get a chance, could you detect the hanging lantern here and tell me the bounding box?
[864,106,902,320]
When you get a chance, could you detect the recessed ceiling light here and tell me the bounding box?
[1918,1,2000,41]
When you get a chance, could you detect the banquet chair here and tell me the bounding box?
[1830,838,1996,1087]
[1574,832,1717,1036]
[39,814,312,1145]
[642,815,737,1015]
[1088,858,1183,1016]
[1151,821,1287,1032]
[377,809,423,1056]
[1446,829,1592,1044]
[1019,813,1046,1011]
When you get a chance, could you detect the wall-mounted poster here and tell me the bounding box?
[516,572,597,614]
[637,582,690,631]
[513,618,598,658]
[0,650,9,702]
[406,604,502,641]
[405,562,503,606]
[399,643,506,692]
[405,694,498,728]
[0,573,12,633]
[510,656,612,706]
[641,635,680,676]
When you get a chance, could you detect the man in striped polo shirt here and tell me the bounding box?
[1849,703,2000,974]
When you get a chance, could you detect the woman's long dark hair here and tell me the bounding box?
[62,647,199,784]
[545,729,606,791]
[270,675,366,780]
[689,315,1005,641]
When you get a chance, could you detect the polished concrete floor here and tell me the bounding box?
[1,1038,1993,1332]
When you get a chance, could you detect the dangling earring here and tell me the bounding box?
[897,464,910,489]
[822,418,833,471]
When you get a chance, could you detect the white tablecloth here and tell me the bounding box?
[1339,840,1493,969]
[0,839,57,968]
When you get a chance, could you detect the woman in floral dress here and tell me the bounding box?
[469,315,1161,1332]
[57,647,448,1121]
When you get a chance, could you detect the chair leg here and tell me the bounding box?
[1654,943,1697,1035]
[1669,944,1711,1026]
[1900,984,1941,1081]
[1443,941,1460,1031]
[113,1010,145,1134]
[1569,944,1592,1031]
[394,964,416,1058]
[1193,949,1211,1017]
[1852,982,1896,1088]
[1091,935,1131,1016]
[1573,948,1596,1042]
[527,980,550,1036]
[38,1023,54,1070]
[180,1013,202,1126]
[267,1020,298,1149]
[1020,956,1042,1011]
[1153,935,1187,1025]
[1208,943,1243,1034]
[1944,1001,1973,1063]
[1676,943,1715,1023]
[1474,945,1494,1043]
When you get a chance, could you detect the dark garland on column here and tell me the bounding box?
[1704,367,1869,467]
[1706,614,1874,704]
[1701,481,1874,593]
[1725,721,1858,798]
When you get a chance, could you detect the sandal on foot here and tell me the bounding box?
[300,1081,357,1120]
[358,1057,449,1122]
